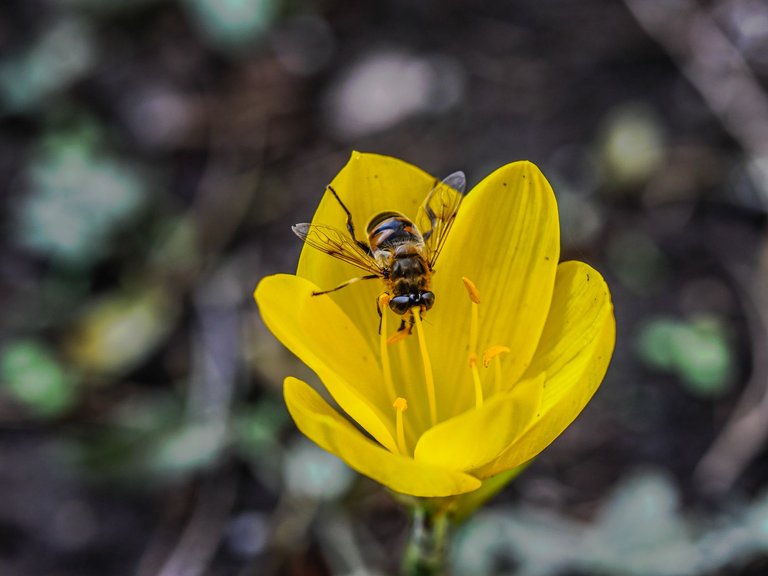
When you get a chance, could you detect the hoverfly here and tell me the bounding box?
[292,171,466,337]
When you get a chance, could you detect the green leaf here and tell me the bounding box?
[283,438,355,500]
[17,126,147,265]
[0,19,95,111]
[635,317,679,370]
[233,398,289,458]
[591,472,699,575]
[183,0,280,50]
[144,420,228,477]
[673,317,733,395]
[0,340,77,417]
[635,315,733,397]
[597,102,666,189]
[64,287,179,377]
[607,231,668,295]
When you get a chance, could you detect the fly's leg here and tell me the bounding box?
[313,274,379,296]
[386,318,412,344]
[327,185,372,255]
[395,316,414,336]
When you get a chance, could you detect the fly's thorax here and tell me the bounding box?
[390,254,428,285]
[367,211,425,253]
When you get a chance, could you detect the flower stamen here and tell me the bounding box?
[469,352,483,408]
[393,397,408,455]
[463,277,484,408]
[412,307,437,426]
[377,293,397,401]
[462,276,481,305]
[483,345,511,393]
[463,277,480,354]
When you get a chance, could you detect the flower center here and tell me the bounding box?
[378,278,511,456]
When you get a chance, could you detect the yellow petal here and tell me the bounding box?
[285,377,482,497]
[413,373,544,472]
[426,161,560,417]
[475,261,615,477]
[296,152,438,354]
[255,274,397,453]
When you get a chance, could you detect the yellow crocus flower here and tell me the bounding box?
[255,151,615,498]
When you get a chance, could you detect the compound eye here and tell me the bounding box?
[389,295,411,315]
[421,291,435,310]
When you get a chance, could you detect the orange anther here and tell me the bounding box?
[461,277,481,304]
[483,345,511,368]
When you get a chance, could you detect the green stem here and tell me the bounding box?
[401,505,451,576]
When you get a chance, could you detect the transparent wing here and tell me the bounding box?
[416,171,466,268]
[292,223,385,276]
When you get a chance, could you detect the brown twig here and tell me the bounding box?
[694,262,768,494]
[155,471,237,576]
[624,0,768,198]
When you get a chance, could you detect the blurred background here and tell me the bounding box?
[2,0,768,574]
